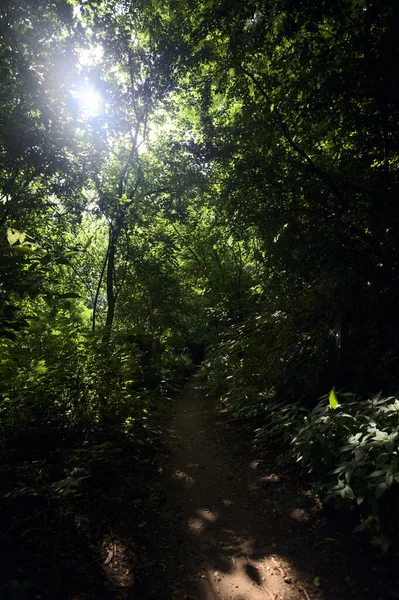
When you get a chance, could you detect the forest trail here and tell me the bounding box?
[146,372,383,600]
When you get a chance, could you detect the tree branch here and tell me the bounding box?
[237,63,344,205]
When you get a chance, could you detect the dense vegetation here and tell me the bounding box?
[1,0,399,582]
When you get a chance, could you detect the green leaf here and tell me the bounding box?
[6,228,25,246]
[329,387,339,409]
[10,242,36,253]
[375,482,388,499]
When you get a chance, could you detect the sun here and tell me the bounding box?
[76,85,103,118]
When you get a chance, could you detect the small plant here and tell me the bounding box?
[51,475,91,497]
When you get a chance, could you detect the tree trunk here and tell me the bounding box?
[102,218,121,344]
[92,240,110,332]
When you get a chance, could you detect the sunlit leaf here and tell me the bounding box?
[6,228,25,246]
[329,387,339,409]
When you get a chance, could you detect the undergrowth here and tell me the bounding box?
[0,419,167,599]
[205,354,399,552]
[292,391,399,553]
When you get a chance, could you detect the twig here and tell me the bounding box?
[271,556,285,579]
[302,588,311,600]
[296,580,312,600]
[260,584,276,600]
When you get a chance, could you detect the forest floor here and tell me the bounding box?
[0,371,397,599]
[137,371,395,600]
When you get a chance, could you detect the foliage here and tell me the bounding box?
[1,0,399,570]
[173,0,399,398]
[293,391,399,551]
[0,0,206,452]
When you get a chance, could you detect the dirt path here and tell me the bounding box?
[147,372,388,600]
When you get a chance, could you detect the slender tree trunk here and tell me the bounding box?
[102,218,121,344]
[92,240,110,332]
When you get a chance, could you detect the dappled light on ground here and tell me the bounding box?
[146,371,398,600]
[173,469,196,484]
[290,507,311,522]
[155,372,351,600]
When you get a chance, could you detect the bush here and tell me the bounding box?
[292,391,399,551]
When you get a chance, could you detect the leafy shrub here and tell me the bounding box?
[293,391,399,551]
[254,398,306,445]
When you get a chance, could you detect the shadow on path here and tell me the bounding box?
[146,372,392,600]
